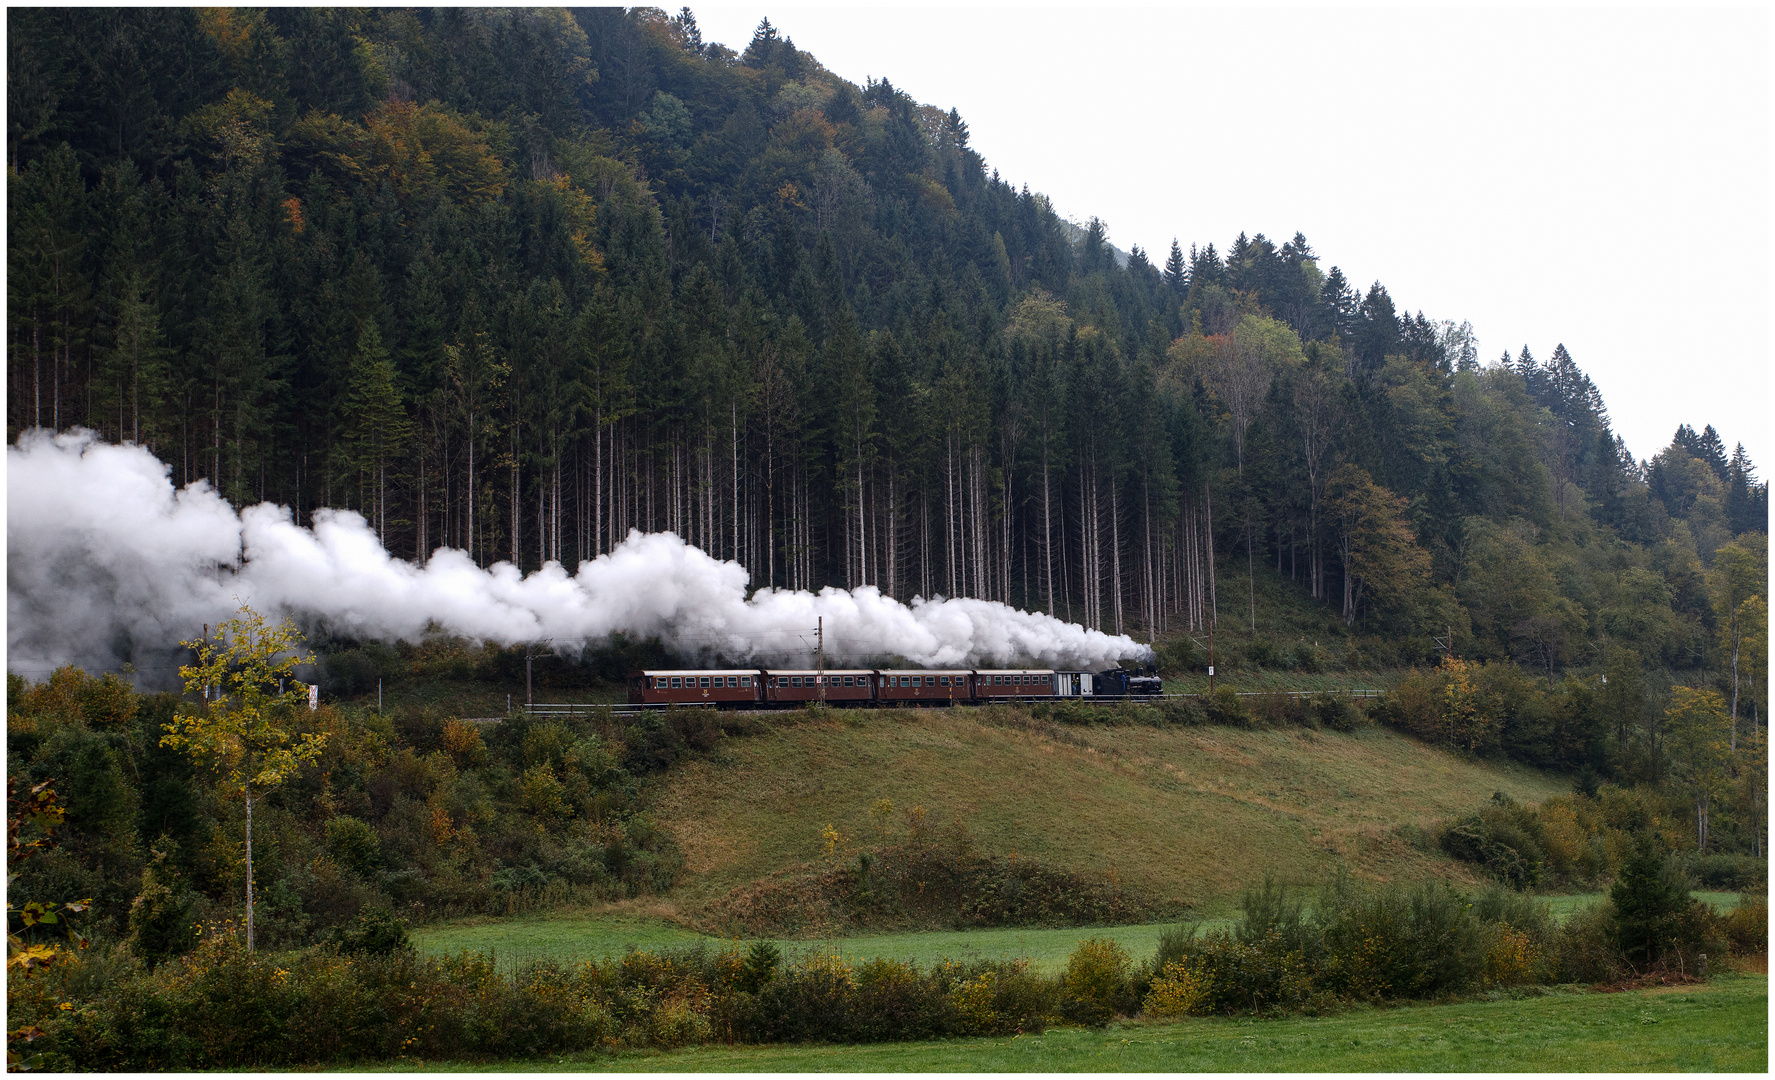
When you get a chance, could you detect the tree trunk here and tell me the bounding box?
[244,785,255,952]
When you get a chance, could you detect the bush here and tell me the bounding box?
[1718,894,1767,956]
[1549,901,1625,984]
[324,815,382,877]
[1684,853,1768,891]
[1153,695,1206,726]
[1247,637,1280,668]
[1312,693,1364,732]
[1143,929,1313,1017]
[1060,937,1134,1026]
[1316,877,1486,1000]
[333,906,411,957]
[1202,686,1250,728]
[1439,796,1549,890]
[126,839,198,969]
[949,959,1055,1036]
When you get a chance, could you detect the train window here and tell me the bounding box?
[671,677,682,688]
[790,676,801,687]
[899,676,910,687]
[726,676,736,687]
[921,676,930,685]
[939,676,949,686]
[741,676,751,687]
[843,676,853,686]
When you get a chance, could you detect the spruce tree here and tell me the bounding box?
[1163,238,1187,295]
[1696,424,1729,480]
[1609,836,1697,969]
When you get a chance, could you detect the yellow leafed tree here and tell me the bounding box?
[162,605,326,952]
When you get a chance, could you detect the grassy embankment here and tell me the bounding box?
[352,971,1767,1073]
[650,707,1567,910]
[415,706,1576,964]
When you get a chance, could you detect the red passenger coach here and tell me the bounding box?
[630,670,761,706]
[762,669,874,705]
[876,669,973,705]
[974,669,1057,700]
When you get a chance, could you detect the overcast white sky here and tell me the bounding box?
[690,5,1770,468]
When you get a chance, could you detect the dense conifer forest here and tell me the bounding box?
[9,7,1766,645]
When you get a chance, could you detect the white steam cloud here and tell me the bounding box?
[9,430,1153,684]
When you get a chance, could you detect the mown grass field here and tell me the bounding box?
[411,915,1222,975]
[650,707,1569,910]
[351,971,1767,1073]
[412,893,1747,976]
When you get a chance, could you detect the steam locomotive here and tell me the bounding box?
[627,665,1163,707]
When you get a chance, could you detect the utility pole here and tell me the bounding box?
[525,644,534,710]
[1207,617,1215,694]
[817,616,827,704]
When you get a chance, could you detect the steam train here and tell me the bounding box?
[627,665,1163,707]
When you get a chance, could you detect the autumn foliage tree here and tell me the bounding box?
[161,605,326,952]
[1325,463,1430,626]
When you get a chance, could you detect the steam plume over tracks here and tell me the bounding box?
[8,430,1152,684]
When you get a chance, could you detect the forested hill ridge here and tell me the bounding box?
[8,7,1767,682]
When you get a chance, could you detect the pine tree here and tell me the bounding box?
[1695,424,1729,481]
[1609,836,1698,969]
[1163,238,1187,296]
[338,321,413,545]
[671,7,703,55]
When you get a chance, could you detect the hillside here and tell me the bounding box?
[652,707,1568,912]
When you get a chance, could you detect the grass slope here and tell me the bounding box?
[651,708,1568,913]
[354,972,1768,1073]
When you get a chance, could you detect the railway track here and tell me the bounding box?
[501,688,1383,722]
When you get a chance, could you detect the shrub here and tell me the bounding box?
[324,815,382,877]
[1312,693,1364,732]
[1471,881,1555,943]
[1060,937,1134,1026]
[1480,923,1545,986]
[949,960,1054,1035]
[1549,901,1625,984]
[333,906,411,957]
[1684,852,1767,891]
[745,952,859,1043]
[1202,686,1250,728]
[1153,695,1206,726]
[126,839,199,969]
[1718,894,1767,956]
[1438,796,1548,890]
[1247,637,1280,668]
[1142,959,1210,1018]
[846,957,951,1042]
[1144,929,1313,1016]
[1316,877,1486,1000]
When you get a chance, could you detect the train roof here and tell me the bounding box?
[760,668,876,675]
[973,668,1056,674]
[634,669,761,677]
